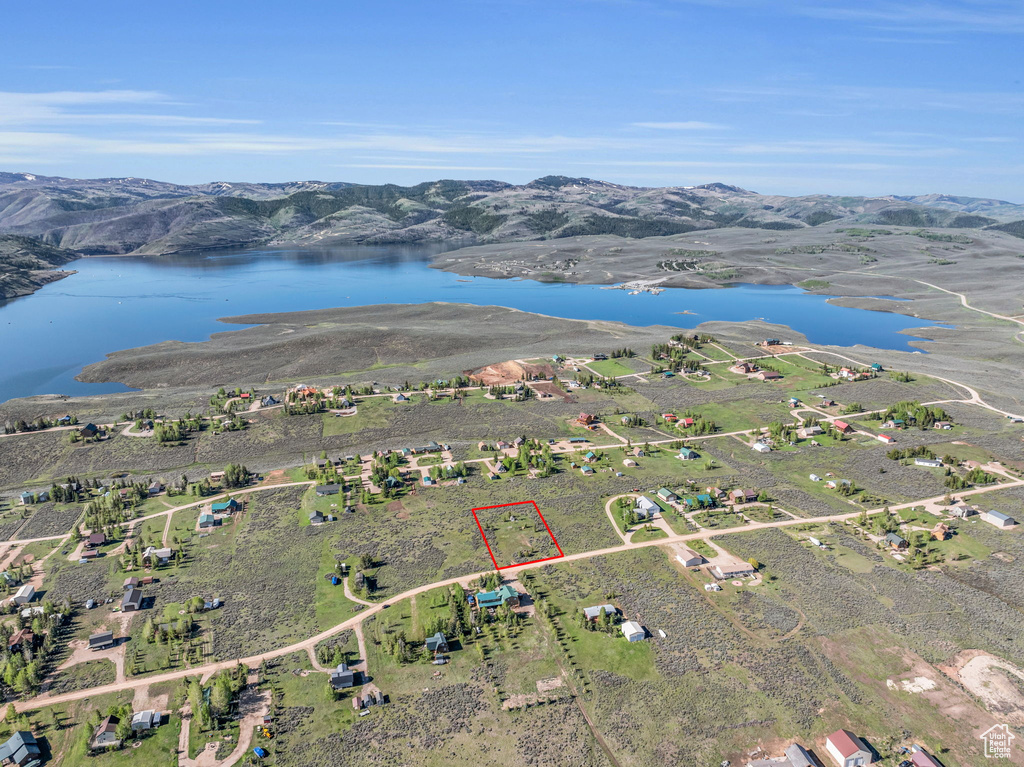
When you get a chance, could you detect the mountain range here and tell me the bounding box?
[0,171,1022,299]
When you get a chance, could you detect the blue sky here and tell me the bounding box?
[1,0,1022,198]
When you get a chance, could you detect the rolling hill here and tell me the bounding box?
[0,172,1021,261]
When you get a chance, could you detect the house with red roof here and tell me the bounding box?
[825,729,873,767]
[910,747,944,767]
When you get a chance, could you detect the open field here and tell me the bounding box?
[472,501,562,569]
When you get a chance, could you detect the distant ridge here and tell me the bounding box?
[1,171,1022,257]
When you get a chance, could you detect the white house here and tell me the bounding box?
[143,546,174,565]
[825,729,873,767]
[675,549,704,568]
[711,562,756,580]
[582,604,617,622]
[914,458,943,468]
[809,474,822,482]
[752,443,771,454]
[635,496,659,519]
[621,620,645,642]
[948,503,974,518]
[131,710,160,731]
[982,510,1017,528]
[13,584,35,605]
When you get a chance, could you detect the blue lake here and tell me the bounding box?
[0,244,950,402]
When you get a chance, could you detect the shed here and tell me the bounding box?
[825,729,873,767]
[89,631,115,650]
[122,587,143,612]
[131,710,160,731]
[12,585,35,605]
[621,621,645,642]
[983,510,1017,528]
[675,549,704,568]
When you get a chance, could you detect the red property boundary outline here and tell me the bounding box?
[471,501,564,571]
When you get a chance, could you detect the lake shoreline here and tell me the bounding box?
[0,244,956,402]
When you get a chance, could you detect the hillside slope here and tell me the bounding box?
[0,235,78,300]
[2,172,1022,259]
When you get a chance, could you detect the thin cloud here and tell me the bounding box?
[0,90,254,127]
[709,84,1024,115]
[794,0,1024,34]
[660,0,1024,34]
[631,121,730,130]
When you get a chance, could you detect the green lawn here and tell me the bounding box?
[688,399,795,434]
[694,343,739,362]
[692,508,748,530]
[586,359,637,378]
[53,694,181,767]
[322,396,395,437]
[687,539,718,559]
[630,527,668,542]
[314,544,361,629]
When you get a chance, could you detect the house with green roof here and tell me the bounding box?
[0,731,42,767]
[476,584,520,609]
[657,487,677,502]
[211,498,240,513]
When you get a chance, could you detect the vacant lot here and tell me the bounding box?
[473,501,561,568]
